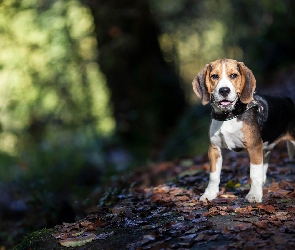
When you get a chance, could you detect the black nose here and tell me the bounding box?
[219,87,230,97]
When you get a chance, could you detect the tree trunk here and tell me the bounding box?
[83,0,187,157]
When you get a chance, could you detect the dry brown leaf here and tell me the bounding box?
[176,195,190,201]
[234,206,252,214]
[257,204,275,213]
[287,207,295,213]
[255,220,268,229]
[219,193,236,199]
[279,180,295,190]
[270,189,291,198]
[94,219,107,228]
[269,212,290,221]
[286,191,295,197]
[151,192,170,203]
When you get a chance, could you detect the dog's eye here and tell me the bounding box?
[211,74,219,80]
[230,73,238,79]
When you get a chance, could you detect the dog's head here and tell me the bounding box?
[192,59,256,111]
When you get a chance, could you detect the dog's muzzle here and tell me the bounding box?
[211,95,239,111]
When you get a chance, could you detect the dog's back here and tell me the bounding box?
[255,95,295,145]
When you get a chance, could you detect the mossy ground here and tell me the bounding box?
[14,229,58,250]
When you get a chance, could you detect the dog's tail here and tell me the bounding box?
[287,141,295,160]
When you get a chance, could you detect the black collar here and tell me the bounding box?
[211,98,259,121]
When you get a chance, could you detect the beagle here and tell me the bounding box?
[192,59,295,203]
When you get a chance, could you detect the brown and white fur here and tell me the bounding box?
[192,58,295,203]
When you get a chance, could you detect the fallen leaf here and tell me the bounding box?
[257,204,275,213]
[176,195,190,201]
[269,212,290,221]
[286,191,295,197]
[287,207,295,213]
[59,233,96,247]
[219,193,237,199]
[234,206,252,214]
[279,180,295,190]
[255,220,268,229]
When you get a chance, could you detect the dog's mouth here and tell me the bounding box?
[219,99,234,108]
[211,95,239,111]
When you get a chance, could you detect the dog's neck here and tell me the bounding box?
[211,98,258,121]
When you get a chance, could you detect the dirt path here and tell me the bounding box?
[15,148,295,250]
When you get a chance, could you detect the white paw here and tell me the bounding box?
[245,192,262,203]
[200,190,218,201]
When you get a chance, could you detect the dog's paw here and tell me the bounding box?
[200,190,218,201]
[245,192,262,203]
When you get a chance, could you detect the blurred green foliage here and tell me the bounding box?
[0,0,114,182]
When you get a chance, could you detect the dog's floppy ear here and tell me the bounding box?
[192,64,210,105]
[238,62,256,104]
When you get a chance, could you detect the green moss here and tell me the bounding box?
[14,228,58,250]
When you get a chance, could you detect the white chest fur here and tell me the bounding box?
[210,118,244,150]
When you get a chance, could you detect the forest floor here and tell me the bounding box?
[15,143,295,250]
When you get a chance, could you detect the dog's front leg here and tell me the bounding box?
[245,143,264,203]
[200,144,222,201]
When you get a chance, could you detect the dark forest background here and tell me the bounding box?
[1,0,295,247]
